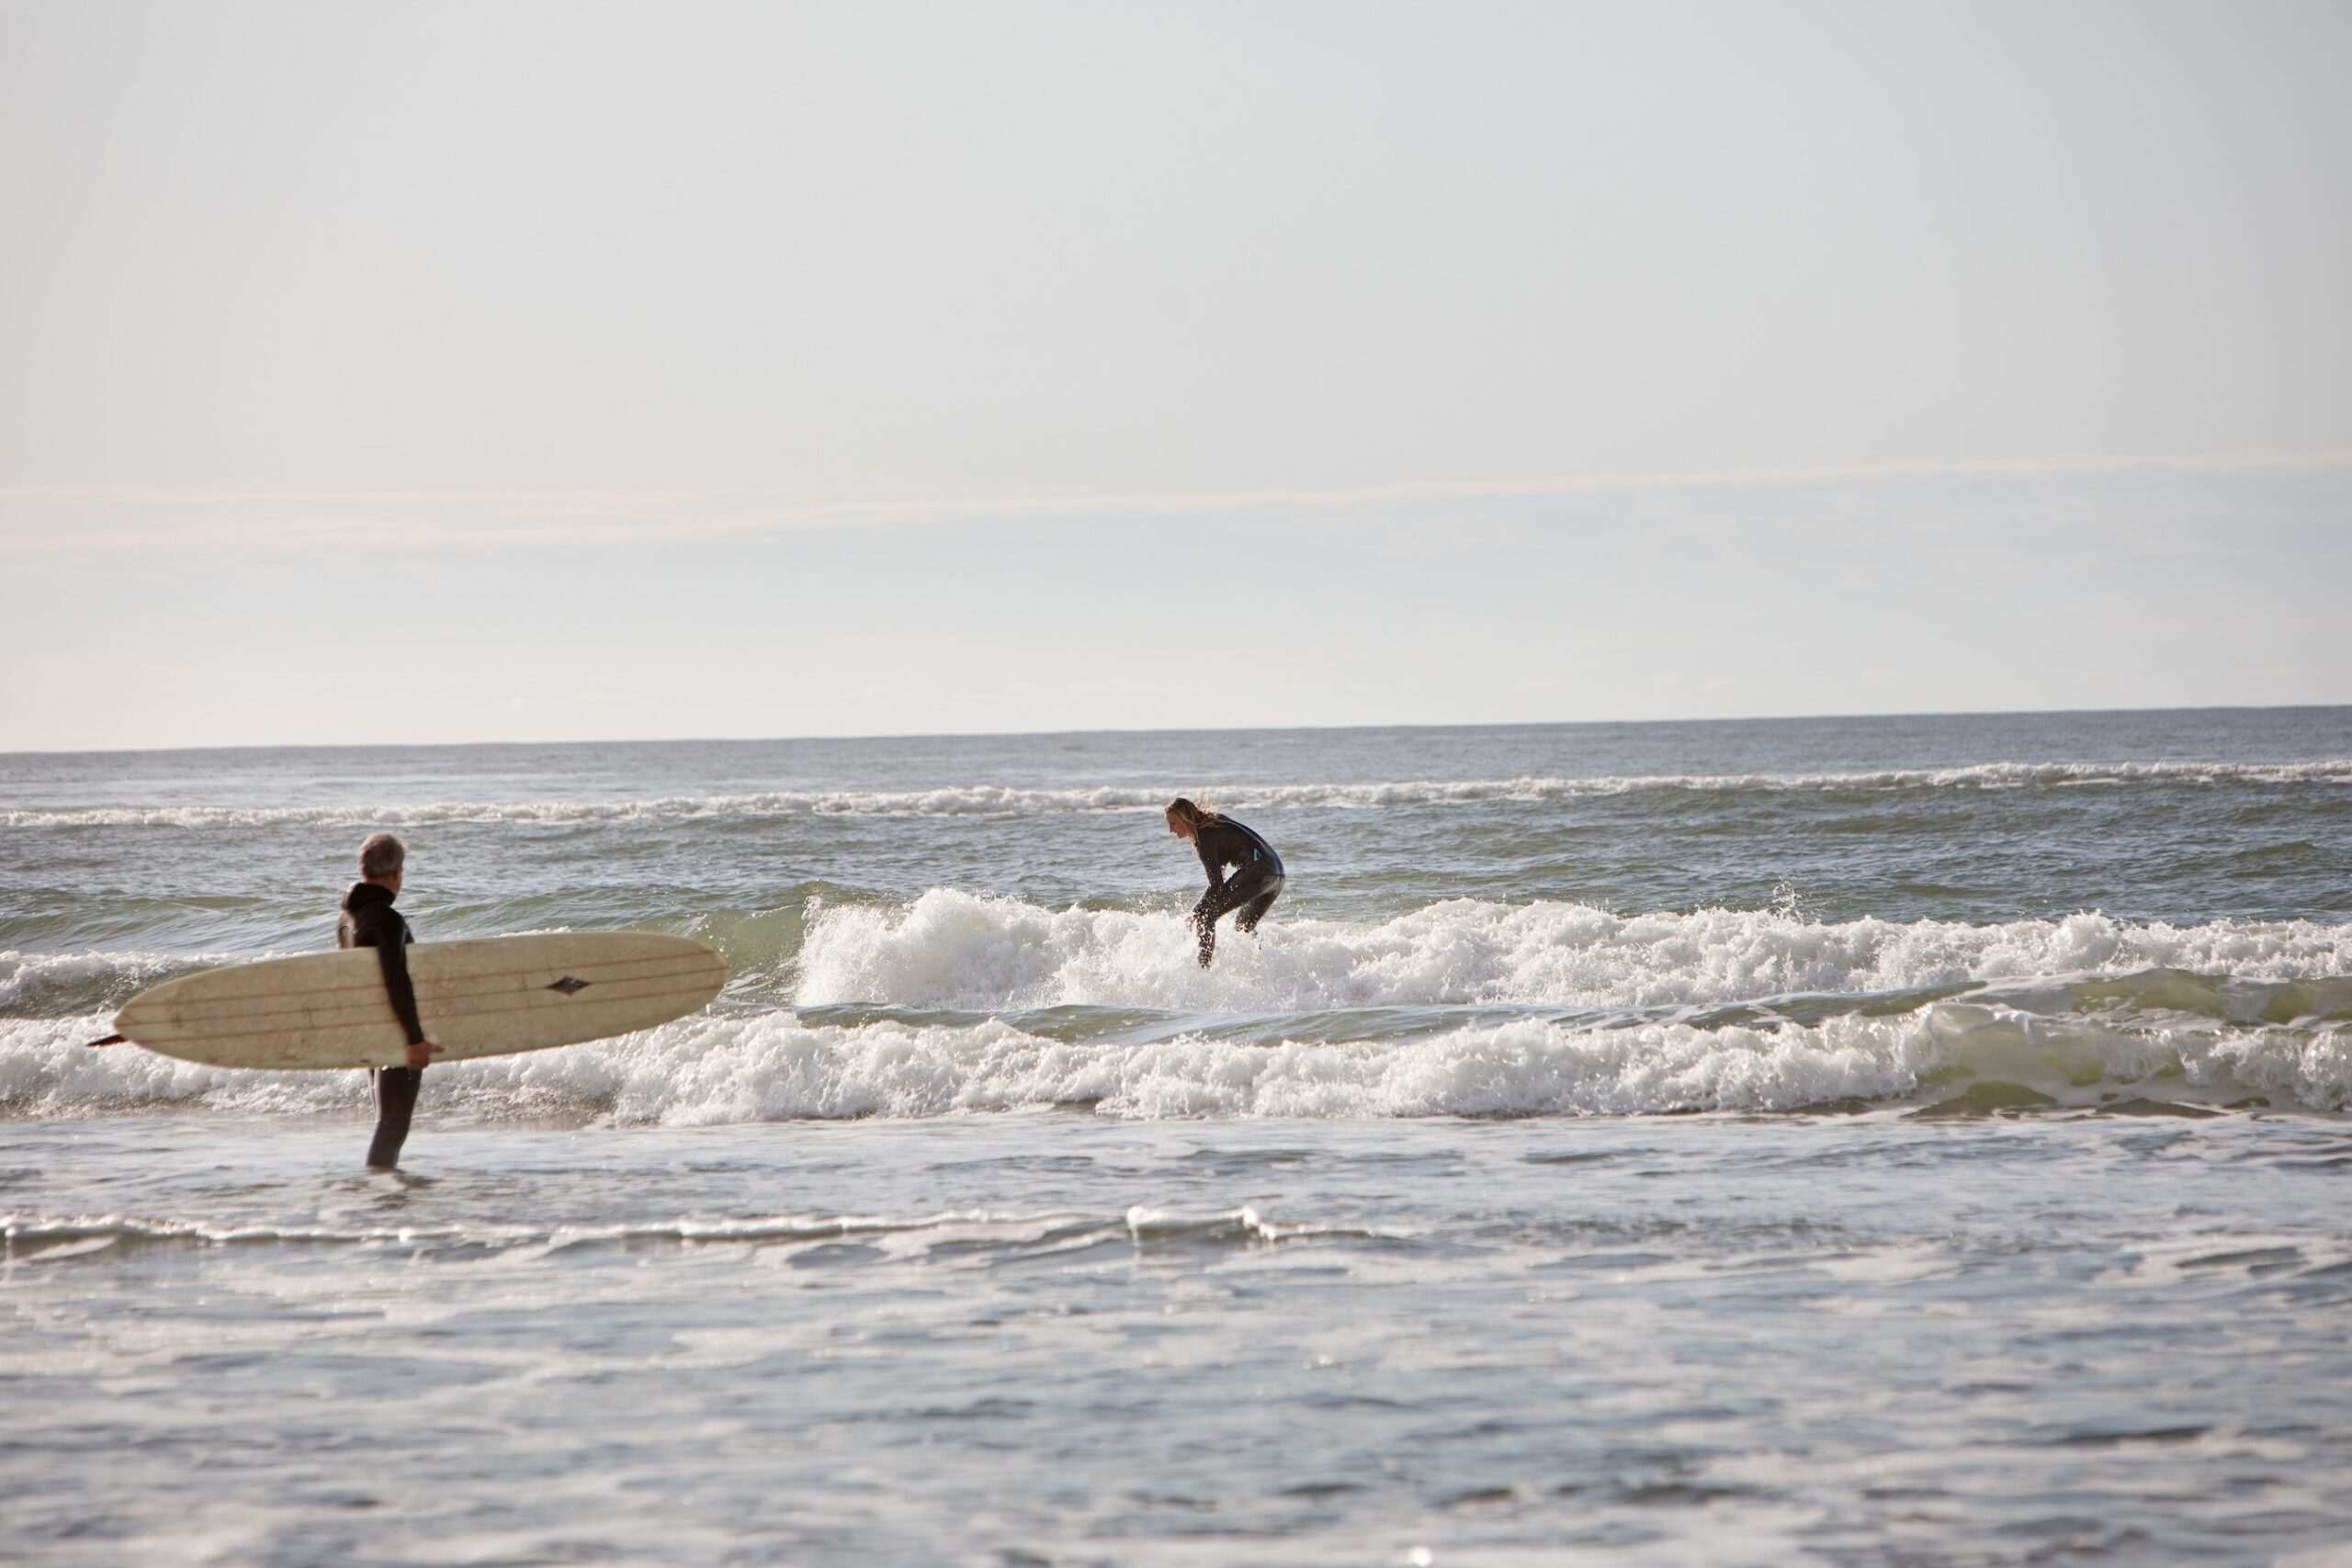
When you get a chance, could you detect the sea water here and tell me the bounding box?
[4,710,2350,1564]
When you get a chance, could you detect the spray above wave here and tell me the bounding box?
[794,890,2352,1014]
[8,758,2349,829]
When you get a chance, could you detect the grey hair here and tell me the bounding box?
[358,832,406,881]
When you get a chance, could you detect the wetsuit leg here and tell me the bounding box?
[367,1066,422,1169]
[1189,886,1235,967]
[1235,874,1284,935]
[1191,866,1280,967]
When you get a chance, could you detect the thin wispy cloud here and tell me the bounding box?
[7,451,2347,556]
[5,1,2345,748]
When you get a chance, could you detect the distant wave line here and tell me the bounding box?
[8,759,2351,829]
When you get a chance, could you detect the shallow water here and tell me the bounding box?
[9,1113,2352,1564]
[5,709,2351,1561]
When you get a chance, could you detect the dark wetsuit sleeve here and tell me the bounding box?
[1195,836,1227,891]
[354,907,427,1045]
[374,940,426,1047]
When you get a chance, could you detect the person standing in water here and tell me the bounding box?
[1165,797,1285,968]
[340,832,439,1168]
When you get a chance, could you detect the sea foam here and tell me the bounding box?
[793,891,2352,1013]
[0,948,246,1013]
[6,1000,2344,1122]
[11,897,2348,1122]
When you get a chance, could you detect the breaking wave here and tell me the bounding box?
[792,890,2352,1014]
[31,884,2337,1024]
[4,998,2345,1122]
[6,894,2347,1122]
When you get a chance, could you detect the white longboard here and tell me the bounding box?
[111,932,727,1070]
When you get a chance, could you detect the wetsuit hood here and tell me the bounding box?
[342,881,397,914]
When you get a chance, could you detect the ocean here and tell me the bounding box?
[5,708,2350,1564]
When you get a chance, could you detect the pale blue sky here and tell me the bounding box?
[2,1,2346,749]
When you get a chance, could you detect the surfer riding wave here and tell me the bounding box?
[1165,796,1284,968]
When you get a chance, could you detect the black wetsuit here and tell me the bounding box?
[1188,816,1285,967]
[340,881,426,1168]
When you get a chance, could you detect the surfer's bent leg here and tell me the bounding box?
[1235,874,1284,936]
[1192,867,1280,967]
[1190,885,1234,967]
[367,1066,422,1169]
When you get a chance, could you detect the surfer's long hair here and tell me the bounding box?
[1164,796,1222,837]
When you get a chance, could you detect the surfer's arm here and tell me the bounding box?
[1194,837,1227,892]
[362,925,428,1047]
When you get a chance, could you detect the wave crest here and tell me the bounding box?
[794,891,2352,1013]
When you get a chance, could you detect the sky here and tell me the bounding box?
[2,0,2347,750]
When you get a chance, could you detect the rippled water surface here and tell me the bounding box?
[5,709,2350,1562]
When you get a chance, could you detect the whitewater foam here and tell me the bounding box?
[11,896,2348,1123]
[14,901,2346,1029]
[0,1207,1089,1258]
[0,948,244,1012]
[7,997,2345,1123]
[794,891,2352,1013]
